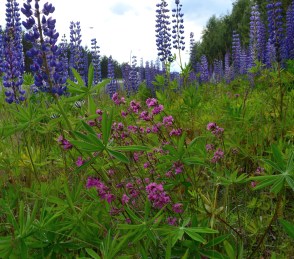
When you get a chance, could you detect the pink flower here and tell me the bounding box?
[167,217,178,226]
[96,109,103,115]
[76,157,89,167]
[146,98,158,108]
[122,194,130,205]
[57,135,63,142]
[207,123,216,131]
[234,94,240,98]
[121,111,128,118]
[206,144,215,152]
[112,92,126,105]
[210,148,224,163]
[87,120,96,127]
[163,115,174,127]
[152,105,164,115]
[87,177,101,188]
[172,203,183,213]
[126,218,131,223]
[108,169,115,175]
[251,182,257,188]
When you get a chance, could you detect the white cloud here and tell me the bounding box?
[0,0,233,72]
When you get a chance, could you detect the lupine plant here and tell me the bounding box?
[91,38,102,84]
[155,0,173,63]
[2,0,25,104]
[1,0,294,258]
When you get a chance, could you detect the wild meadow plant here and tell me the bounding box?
[1,0,294,258]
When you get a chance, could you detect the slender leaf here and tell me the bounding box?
[286,176,294,192]
[88,63,94,88]
[85,248,101,259]
[253,178,278,191]
[260,159,283,174]
[91,79,112,92]
[20,238,28,259]
[71,67,85,87]
[65,94,86,103]
[108,149,129,163]
[286,151,294,173]
[271,144,285,171]
[178,131,186,158]
[185,229,206,243]
[89,95,96,115]
[279,219,294,240]
[69,141,100,152]
[223,240,235,259]
[270,176,284,194]
[165,234,172,259]
[200,250,228,259]
[181,248,189,259]
[114,146,152,152]
[201,235,230,249]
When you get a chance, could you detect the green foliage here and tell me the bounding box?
[1,61,294,259]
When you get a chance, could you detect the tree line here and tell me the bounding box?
[192,0,293,65]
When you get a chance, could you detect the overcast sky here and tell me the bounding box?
[1,0,233,72]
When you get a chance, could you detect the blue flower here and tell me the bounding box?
[21,0,68,96]
[91,38,102,84]
[2,0,26,104]
[172,1,185,51]
[107,56,116,98]
[155,0,173,62]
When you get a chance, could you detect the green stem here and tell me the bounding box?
[232,184,242,241]
[24,131,41,186]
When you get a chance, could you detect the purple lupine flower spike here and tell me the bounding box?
[285,4,294,60]
[21,0,67,96]
[232,31,241,76]
[107,55,116,98]
[190,32,196,72]
[2,0,25,104]
[69,21,83,81]
[171,0,185,51]
[91,38,101,84]
[266,0,284,63]
[155,0,173,62]
[200,55,209,83]
[130,56,139,94]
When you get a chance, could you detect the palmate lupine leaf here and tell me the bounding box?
[248,145,294,194]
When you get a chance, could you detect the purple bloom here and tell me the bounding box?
[172,203,183,213]
[146,182,170,209]
[87,177,101,189]
[167,217,177,226]
[122,194,130,205]
[206,144,215,152]
[107,56,116,98]
[207,123,216,131]
[210,148,224,163]
[155,0,173,62]
[91,38,102,84]
[171,0,185,51]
